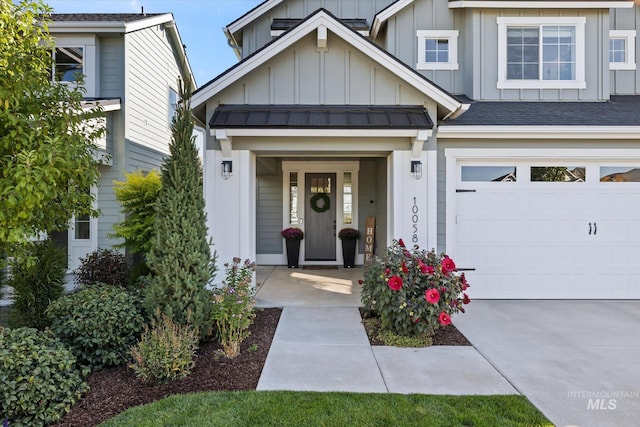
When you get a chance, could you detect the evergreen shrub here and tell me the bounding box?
[47,285,144,370]
[0,327,87,427]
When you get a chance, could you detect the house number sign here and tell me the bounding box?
[411,197,419,244]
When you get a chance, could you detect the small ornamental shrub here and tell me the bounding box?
[46,285,145,370]
[74,248,130,288]
[7,239,66,329]
[281,227,304,241]
[361,239,471,338]
[0,327,87,427]
[211,258,257,358]
[338,228,360,240]
[129,310,199,384]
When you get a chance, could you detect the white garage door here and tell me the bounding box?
[454,162,640,299]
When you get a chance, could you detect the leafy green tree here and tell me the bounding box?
[112,170,162,255]
[144,79,216,338]
[0,0,104,257]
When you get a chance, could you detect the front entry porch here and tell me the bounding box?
[255,265,363,307]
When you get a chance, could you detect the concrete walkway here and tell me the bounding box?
[255,267,640,427]
[255,266,516,394]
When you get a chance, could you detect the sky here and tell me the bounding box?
[46,0,264,87]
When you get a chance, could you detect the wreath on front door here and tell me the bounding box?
[310,192,330,213]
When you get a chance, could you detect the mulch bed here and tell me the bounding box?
[42,305,470,427]
[52,307,282,427]
[360,309,471,346]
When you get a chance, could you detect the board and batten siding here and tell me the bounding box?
[99,36,124,98]
[382,0,466,96]
[358,158,387,254]
[610,5,640,95]
[125,25,181,155]
[256,171,284,254]
[212,32,427,114]
[472,9,609,101]
[239,0,395,58]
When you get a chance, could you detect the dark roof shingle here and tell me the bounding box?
[443,96,640,126]
[50,13,164,23]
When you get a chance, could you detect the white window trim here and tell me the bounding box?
[497,16,586,90]
[609,30,636,71]
[416,30,459,70]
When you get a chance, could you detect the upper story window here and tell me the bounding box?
[497,17,586,89]
[609,30,636,70]
[53,47,84,82]
[416,30,459,70]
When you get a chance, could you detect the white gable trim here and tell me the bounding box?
[448,1,634,8]
[371,0,414,40]
[437,125,640,139]
[193,10,464,115]
[227,0,284,35]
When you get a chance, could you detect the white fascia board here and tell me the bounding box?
[48,14,174,34]
[82,99,121,112]
[209,128,432,138]
[163,19,196,88]
[371,0,414,40]
[227,0,283,35]
[448,1,633,8]
[193,10,463,114]
[437,125,640,139]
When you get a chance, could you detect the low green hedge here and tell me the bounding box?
[0,327,87,427]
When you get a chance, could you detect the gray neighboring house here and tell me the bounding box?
[189,0,640,300]
[47,13,197,271]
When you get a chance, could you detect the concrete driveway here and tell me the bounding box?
[453,300,640,427]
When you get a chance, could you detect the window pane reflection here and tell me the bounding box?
[531,166,585,182]
[461,166,517,182]
[600,167,640,182]
[74,214,90,240]
[289,172,298,223]
[343,172,352,224]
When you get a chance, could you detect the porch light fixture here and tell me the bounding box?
[221,160,232,179]
[411,160,422,180]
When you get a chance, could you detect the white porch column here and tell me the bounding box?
[388,150,431,250]
[204,148,256,281]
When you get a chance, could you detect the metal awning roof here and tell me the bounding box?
[209,105,433,129]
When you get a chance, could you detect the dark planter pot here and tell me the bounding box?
[285,239,301,268]
[341,239,357,268]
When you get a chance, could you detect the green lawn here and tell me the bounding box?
[101,391,552,427]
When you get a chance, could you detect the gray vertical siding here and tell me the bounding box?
[358,158,387,255]
[256,165,284,254]
[610,5,640,94]
[99,36,124,98]
[239,0,395,59]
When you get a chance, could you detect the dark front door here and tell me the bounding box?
[305,173,336,260]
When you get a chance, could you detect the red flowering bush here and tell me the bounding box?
[361,239,470,338]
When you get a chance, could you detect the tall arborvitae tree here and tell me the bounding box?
[144,78,215,338]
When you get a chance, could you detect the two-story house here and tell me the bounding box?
[47,13,196,271]
[191,0,640,299]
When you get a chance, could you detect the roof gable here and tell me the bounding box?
[193,9,466,119]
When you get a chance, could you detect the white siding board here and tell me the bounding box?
[125,26,182,155]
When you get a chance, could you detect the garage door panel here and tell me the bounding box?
[454,160,640,299]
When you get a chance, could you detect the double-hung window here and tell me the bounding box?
[609,30,636,70]
[416,30,459,70]
[497,17,586,89]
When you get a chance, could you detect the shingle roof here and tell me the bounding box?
[50,13,164,23]
[210,105,433,129]
[442,96,640,126]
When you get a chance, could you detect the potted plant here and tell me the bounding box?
[282,227,304,268]
[338,227,360,268]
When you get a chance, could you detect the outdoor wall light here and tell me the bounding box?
[221,160,232,179]
[411,160,422,180]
